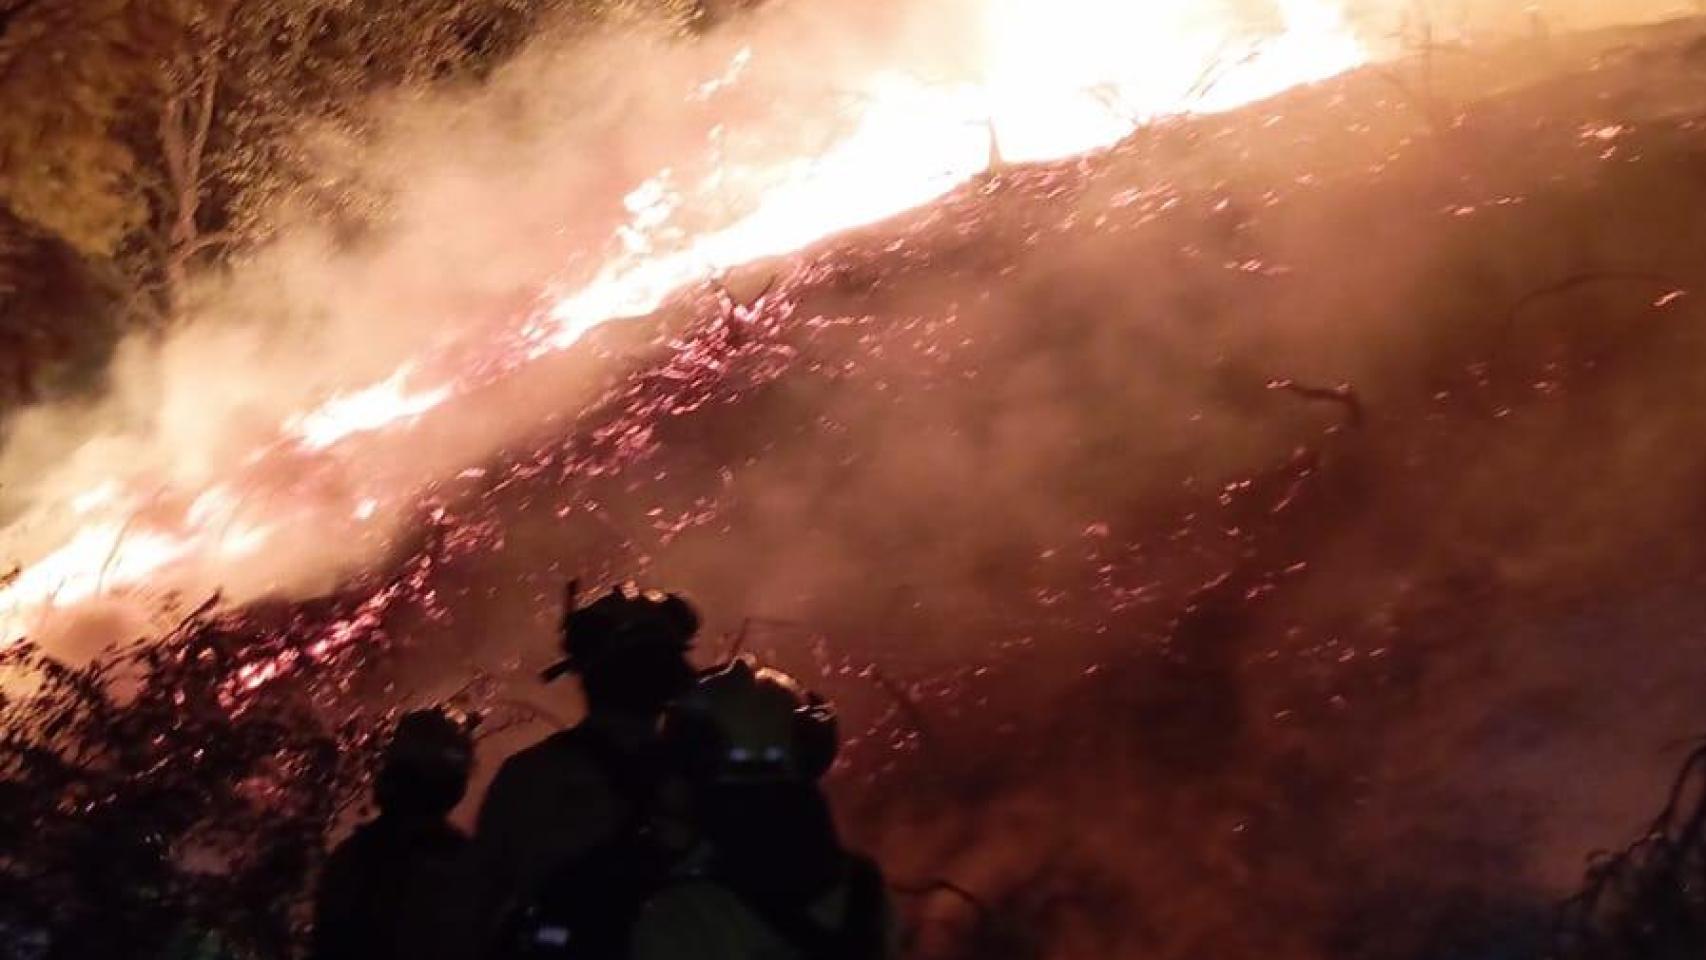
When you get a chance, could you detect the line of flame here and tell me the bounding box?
[0,0,1366,646]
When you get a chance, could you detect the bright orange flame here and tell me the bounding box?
[0,0,1366,645]
[287,365,453,452]
[530,0,1362,349]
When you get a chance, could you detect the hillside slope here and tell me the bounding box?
[14,15,1706,960]
[450,18,1706,957]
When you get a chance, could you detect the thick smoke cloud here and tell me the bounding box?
[4,2,1706,957]
[0,0,1385,649]
[0,0,992,640]
[0,0,1685,640]
[1346,0,1698,42]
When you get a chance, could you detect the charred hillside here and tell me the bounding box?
[11,15,1706,960]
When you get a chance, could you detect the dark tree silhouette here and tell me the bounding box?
[1556,744,1706,960]
[0,594,397,960]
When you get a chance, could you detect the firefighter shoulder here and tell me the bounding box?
[475,584,700,948]
[631,657,900,960]
[311,708,478,960]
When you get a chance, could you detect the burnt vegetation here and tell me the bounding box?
[0,598,385,958]
[1557,744,1706,960]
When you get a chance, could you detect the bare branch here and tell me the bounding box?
[1504,270,1689,329]
[178,230,239,259]
[187,51,220,191]
[1267,378,1365,429]
[158,90,190,199]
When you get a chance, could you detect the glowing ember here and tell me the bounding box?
[0,0,1366,645]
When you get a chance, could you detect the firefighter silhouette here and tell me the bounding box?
[630,657,898,960]
[311,708,478,960]
[475,583,699,953]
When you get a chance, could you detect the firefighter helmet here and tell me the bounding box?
[662,656,839,784]
[542,582,700,682]
[374,708,476,816]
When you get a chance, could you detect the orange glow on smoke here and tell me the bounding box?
[0,0,1365,644]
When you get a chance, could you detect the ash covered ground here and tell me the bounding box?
[15,15,1706,960]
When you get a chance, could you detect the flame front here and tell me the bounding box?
[534,0,1364,350]
[288,367,454,452]
[0,0,1366,645]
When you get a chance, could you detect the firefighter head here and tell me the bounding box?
[374,708,476,818]
[660,656,839,786]
[546,582,699,720]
